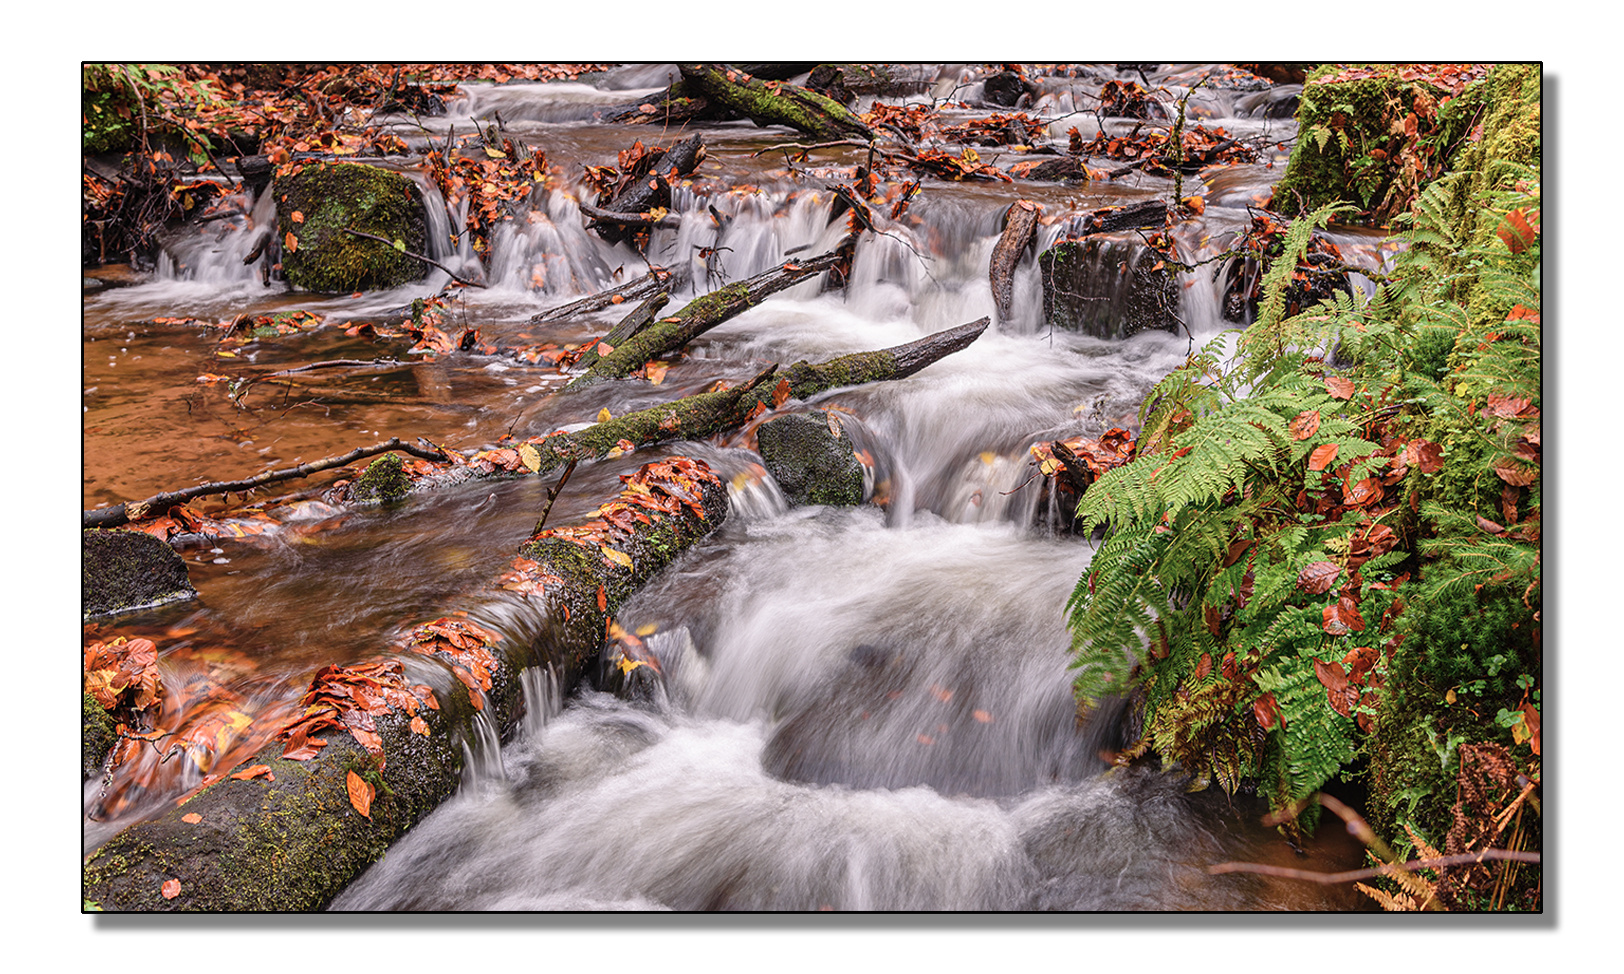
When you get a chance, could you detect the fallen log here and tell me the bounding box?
[563,250,843,391]
[990,200,1042,324]
[676,63,875,143]
[529,268,672,323]
[578,201,683,231]
[81,455,731,912]
[568,291,670,376]
[534,317,990,475]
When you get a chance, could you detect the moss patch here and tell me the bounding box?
[274,161,427,293]
[349,453,410,504]
[757,411,864,507]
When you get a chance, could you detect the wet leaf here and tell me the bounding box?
[1194,652,1213,680]
[161,879,181,900]
[1494,459,1536,486]
[1298,561,1341,594]
[597,407,612,423]
[1308,443,1339,471]
[410,716,430,736]
[603,548,634,570]
[1290,410,1321,441]
[517,442,541,473]
[1496,208,1538,253]
[1323,375,1355,399]
[284,231,298,252]
[346,770,374,819]
[181,812,203,824]
[596,584,608,611]
[230,764,274,781]
[290,210,304,223]
[972,709,993,723]
[1323,596,1366,635]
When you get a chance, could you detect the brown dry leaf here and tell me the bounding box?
[1324,375,1355,399]
[346,770,374,819]
[1290,410,1321,441]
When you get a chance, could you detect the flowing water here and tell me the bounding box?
[83,64,1377,910]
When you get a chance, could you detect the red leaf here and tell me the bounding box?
[1297,561,1341,595]
[1476,515,1506,535]
[1403,438,1445,474]
[346,770,374,819]
[1344,476,1383,507]
[1323,596,1365,635]
[1194,652,1213,680]
[1308,443,1339,472]
[1254,693,1282,730]
[161,878,182,900]
[1485,394,1533,418]
[1323,375,1355,399]
[1496,208,1538,254]
[1289,410,1321,441]
[771,378,792,408]
[1342,645,1379,681]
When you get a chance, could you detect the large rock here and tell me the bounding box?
[756,411,864,507]
[82,529,196,620]
[273,161,428,292]
[1039,236,1179,340]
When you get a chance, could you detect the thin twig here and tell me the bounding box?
[1207,849,1541,885]
[83,437,449,530]
[531,457,579,537]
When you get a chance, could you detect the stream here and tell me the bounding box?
[83,63,1378,911]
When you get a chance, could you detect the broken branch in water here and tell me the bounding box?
[83,438,450,530]
[341,228,485,287]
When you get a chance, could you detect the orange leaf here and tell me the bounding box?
[972,709,993,723]
[181,812,203,824]
[346,770,374,819]
[284,231,298,253]
[230,764,274,781]
[772,378,791,408]
[1289,410,1321,441]
[1323,375,1355,399]
[596,584,608,611]
[410,716,430,736]
[290,210,305,223]
[1496,208,1537,254]
[1308,443,1339,471]
[161,878,182,900]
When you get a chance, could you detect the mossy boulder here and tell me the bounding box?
[1269,63,1512,223]
[756,411,864,507]
[348,453,411,504]
[84,692,118,779]
[82,529,197,621]
[1039,236,1178,340]
[273,161,427,292]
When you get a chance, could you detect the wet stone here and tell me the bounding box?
[755,411,864,508]
[82,528,197,621]
[1039,236,1179,340]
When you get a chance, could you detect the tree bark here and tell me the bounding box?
[567,291,670,376]
[563,250,843,391]
[675,63,875,143]
[588,134,705,246]
[990,200,1042,324]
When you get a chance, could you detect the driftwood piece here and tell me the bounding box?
[589,134,705,246]
[676,63,875,143]
[529,268,672,323]
[563,251,842,391]
[989,200,1042,323]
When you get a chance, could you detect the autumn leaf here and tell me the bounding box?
[230,764,274,781]
[1308,443,1339,471]
[1344,476,1383,507]
[1323,596,1366,635]
[290,210,305,223]
[1297,561,1342,594]
[346,770,374,819]
[596,584,608,611]
[1324,375,1355,399]
[972,709,993,723]
[517,442,541,473]
[1494,459,1537,486]
[1290,410,1321,441]
[410,716,430,736]
[284,231,298,252]
[182,812,203,824]
[603,548,634,570]
[1496,208,1538,253]
[772,378,791,408]
[161,879,182,900]
[1194,652,1213,680]
[597,406,612,423]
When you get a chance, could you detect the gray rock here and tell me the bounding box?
[82,529,197,620]
[1039,235,1180,340]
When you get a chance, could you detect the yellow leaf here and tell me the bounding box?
[603,548,634,570]
[517,442,541,473]
[597,407,612,423]
[484,146,507,159]
[635,623,658,637]
[979,451,997,465]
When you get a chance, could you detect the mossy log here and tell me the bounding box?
[990,200,1041,324]
[82,457,731,912]
[563,251,843,391]
[535,317,990,475]
[675,63,874,143]
[567,291,670,375]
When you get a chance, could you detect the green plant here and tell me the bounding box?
[1066,143,1541,852]
[83,63,224,163]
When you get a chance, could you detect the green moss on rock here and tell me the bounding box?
[84,692,118,779]
[274,162,428,293]
[756,411,864,507]
[349,453,410,504]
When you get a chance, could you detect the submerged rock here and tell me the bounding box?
[82,529,197,621]
[756,411,864,507]
[273,161,428,293]
[348,453,411,504]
